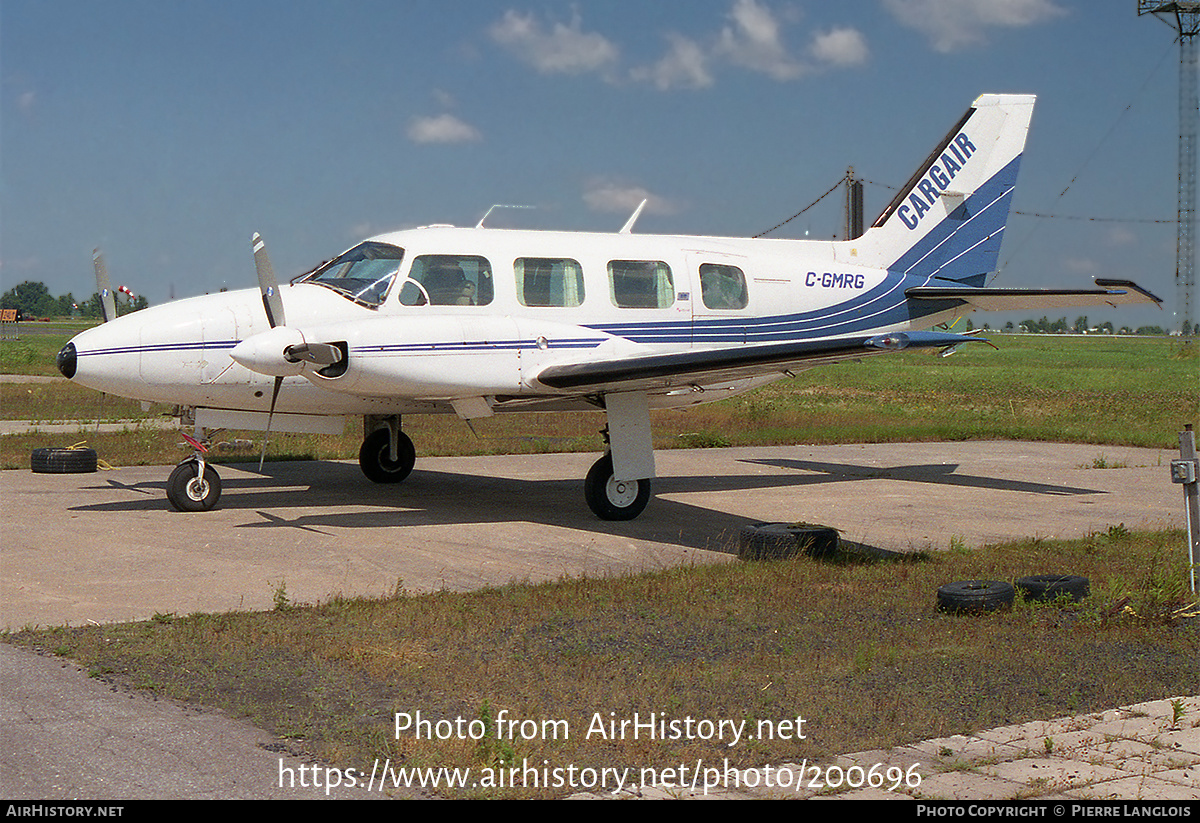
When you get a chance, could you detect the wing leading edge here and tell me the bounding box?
[535,331,985,394]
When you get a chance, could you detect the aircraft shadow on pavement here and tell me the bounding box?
[66,455,1106,554]
[737,458,1103,497]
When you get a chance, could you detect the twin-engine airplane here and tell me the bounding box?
[57,94,1160,520]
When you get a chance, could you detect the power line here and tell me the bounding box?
[863,179,1177,224]
[1012,211,1177,223]
[754,174,847,238]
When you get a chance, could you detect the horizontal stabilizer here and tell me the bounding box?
[905,279,1162,313]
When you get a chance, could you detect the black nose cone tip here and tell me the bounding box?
[56,342,77,379]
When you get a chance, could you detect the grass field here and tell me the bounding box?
[2,330,1198,798]
[2,332,1196,471]
[5,529,1196,799]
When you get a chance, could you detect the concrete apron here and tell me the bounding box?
[1,441,1182,629]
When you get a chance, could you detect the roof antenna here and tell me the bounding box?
[619,199,648,234]
[476,204,535,228]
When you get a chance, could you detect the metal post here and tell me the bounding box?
[844,166,864,241]
[1174,424,1200,593]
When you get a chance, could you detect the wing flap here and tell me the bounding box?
[535,331,984,394]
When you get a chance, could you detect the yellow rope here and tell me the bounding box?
[64,441,114,469]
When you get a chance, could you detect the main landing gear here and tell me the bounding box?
[358,415,416,484]
[359,427,416,483]
[582,390,656,521]
[584,453,652,521]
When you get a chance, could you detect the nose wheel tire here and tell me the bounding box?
[166,461,222,512]
[359,428,416,483]
[584,454,651,521]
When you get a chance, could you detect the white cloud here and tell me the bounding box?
[496,2,867,91]
[810,27,869,68]
[716,0,806,81]
[583,179,677,217]
[489,9,618,76]
[407,114,482,144]
[431,89,458,110]
[631,33,714,91]
[1063,256,1099,274]
[1105,226,1138,247]
[883,0,1066,53]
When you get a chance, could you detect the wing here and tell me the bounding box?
[905,279,1162,313]
[535,331,984,394]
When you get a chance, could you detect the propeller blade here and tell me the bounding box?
[92,249,117,323]
[259,374,283,472]
[284,342,342,366]
[252,232,285,329]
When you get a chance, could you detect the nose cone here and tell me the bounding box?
[56,342,77,378]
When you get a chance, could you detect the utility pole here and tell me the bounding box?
[1139,2,1200,338]
[844,166,864,241]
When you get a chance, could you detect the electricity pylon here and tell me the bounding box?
[1139,2,1199,337]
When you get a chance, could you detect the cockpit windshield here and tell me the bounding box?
[303,241,404,308]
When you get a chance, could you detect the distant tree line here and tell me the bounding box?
[995,315,1192,336]
[0,280,148,320]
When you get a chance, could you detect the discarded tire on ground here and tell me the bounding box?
[30,447,98,474]
[936,580,1015,614]
[738,522,839,560]
[1015,574,1090,603]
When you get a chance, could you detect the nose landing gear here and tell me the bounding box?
[166,432,222,512]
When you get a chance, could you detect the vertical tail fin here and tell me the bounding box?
[850,94,1035,286]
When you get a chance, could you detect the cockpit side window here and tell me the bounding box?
[305,242,404,308]
[400,255,494,306]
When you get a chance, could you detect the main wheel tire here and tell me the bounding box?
[738,522,840,560]
[937,580,1015,614]
[166,461,221,512]
[359,428,416,484]
[1015,574,1090,603]
[584,454,651,521]
[31,447,98,474]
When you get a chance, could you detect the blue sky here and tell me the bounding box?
[1,0,1192,330]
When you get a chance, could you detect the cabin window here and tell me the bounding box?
[608,260,674,309]
[306,241,404,308]
[699,263,749,310]
[399,255,494,306]
[515,258,585,307]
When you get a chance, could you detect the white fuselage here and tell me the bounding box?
[64,226,945,421]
